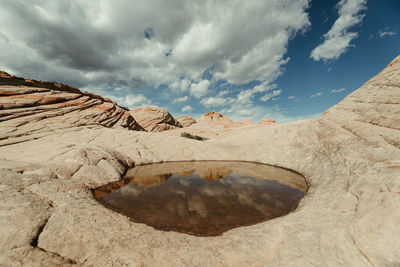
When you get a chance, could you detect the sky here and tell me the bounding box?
[0,0,399,123]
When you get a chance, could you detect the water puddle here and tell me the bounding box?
[94,161,307,236]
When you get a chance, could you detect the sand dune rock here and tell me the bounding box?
[129,106,182,132]
[0,55,399,266]
[177,115,196,127]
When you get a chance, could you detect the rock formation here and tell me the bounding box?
[168,112,259,138]
[0,55,399,266]
[258,118,276,125]
[197,111,233,124]
[129,106,182,132]
[177,115,196,127]
[0,71,144,146]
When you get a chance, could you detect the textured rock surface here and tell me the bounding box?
[0,55,399,266]
[0,71,143,147]
[130,106,182,132]
[177,115,196,127]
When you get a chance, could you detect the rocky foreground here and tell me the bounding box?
[0,56,399,266]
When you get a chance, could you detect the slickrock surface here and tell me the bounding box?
[129,106,182,132]
[0,56,399,266]
[177,115,196,127]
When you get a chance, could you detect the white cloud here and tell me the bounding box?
[379,28,397,38]
[252,83,278,93]
[220,81,281,119]
[106,93,153,110]
[189,80,210,99]
[173,96,188,103]
[170,79,191,94]
[0,0,311,91]
[200,96,233,108]
[310,0,367,61]
[331,88,346,93]
[259,89,282,102]
[181,105,193,113]
[217,90,230,97]
[288,95,300,102]
[310,92,323,98]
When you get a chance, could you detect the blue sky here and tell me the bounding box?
[0,0,399,123]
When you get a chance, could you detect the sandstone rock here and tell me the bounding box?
[0,55,399,266]
[0,71,144,146]
[129,106,182,132]
[258,118,276,125]
[232,120,254,127]
[177,115,196,127]
[197,111,233,124]
[170,112,256,138]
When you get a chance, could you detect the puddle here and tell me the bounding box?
[94,161,307,236]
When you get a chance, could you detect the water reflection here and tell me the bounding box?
[94,161,307,236]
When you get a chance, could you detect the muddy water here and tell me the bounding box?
[94,161,307,236]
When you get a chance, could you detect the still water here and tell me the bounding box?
[94,161,307,236]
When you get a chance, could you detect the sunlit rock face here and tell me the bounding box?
[129,107,182,132]
[177,116,196,127]
[94,161,307,236]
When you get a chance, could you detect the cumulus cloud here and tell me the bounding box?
[200,96,233,108]
[170,79,190,94]
[221,82,280,117]
[181,105,193,113]
[0,0,310,91]
[311,0,367,61]
[310,92,323,98]
[189,80,210,99]
[106,93,154,109]
[173,96,188,103]
[331,88,346,93]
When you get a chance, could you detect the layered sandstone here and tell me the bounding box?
[0,71,144,146]
[0,55,399,266]
[197,111,233,124]
[177,115,196,127]
[129,106,182,132]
